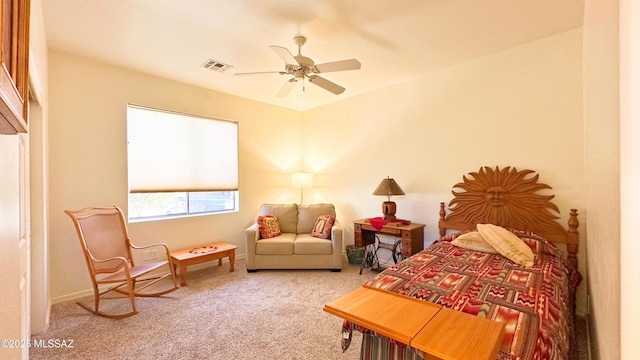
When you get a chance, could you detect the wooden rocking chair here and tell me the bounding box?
[65,206,179,318]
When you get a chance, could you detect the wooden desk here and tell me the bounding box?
[324,286,504,360]
[354,218,425,258]
[170,241,237,286]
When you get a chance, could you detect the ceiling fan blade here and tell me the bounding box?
[234,71,287,76]
[270,45,299,65]
[315,59,361,73]
[277,79,297,97]
[307,75,345,95]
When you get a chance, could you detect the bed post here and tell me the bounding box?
[567,208,580,360]
[566,209,579,271]
[438,202,446,238]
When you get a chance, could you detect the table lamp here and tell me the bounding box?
[372,177,405,220]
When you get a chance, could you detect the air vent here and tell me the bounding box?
[201,59,233,73]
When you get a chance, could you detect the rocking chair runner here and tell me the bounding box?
[65,206,179,318]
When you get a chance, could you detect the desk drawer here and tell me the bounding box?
[361,224,402,235]
[402,239,414,257]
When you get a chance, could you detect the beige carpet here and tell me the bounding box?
[30,256,377,360]
[31,255,590,360]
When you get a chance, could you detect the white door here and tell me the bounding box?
[0,133,29,360]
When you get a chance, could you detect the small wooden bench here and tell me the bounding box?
[324,286,505,360]
[170,241,238,286]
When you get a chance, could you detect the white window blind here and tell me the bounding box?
[127,105,238,193]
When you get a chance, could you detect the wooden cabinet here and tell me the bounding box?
[0,0,30,134]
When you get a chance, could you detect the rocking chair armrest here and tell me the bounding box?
[91,255,129,264]
[90,256,131,273]
[129,241,171,254]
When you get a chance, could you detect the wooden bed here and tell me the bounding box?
[326,166,582,360]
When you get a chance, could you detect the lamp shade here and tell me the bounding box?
[372,177,405,198]
[373,177,405,220]
[291,172,313,188]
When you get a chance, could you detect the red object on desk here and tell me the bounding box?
[367,217,411,231]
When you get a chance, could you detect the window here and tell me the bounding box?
[127,105,238,220]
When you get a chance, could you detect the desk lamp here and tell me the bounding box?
[372,177,405,220]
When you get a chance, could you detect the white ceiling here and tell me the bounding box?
[41,0,584,111]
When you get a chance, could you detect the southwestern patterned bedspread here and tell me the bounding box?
[342,229,581,360]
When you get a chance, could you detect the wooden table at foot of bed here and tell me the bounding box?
[170,241,238,286]
[324,286,505,360]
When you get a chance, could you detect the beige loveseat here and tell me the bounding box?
[245,203,343,272]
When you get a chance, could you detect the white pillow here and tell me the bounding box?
[476,224,534,267]
[451,232,498,254]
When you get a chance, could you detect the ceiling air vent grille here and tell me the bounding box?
[201,59,233,73]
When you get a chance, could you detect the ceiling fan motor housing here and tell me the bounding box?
[288,36,317,77]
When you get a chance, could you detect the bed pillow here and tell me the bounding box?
[439,229,475,242]
[477,224,534,266]
[311,215,335,239]
[451,231,498,254]
[258,215,281,239]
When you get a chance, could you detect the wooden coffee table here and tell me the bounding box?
[170,241,238,286]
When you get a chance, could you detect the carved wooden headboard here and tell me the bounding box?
[438,166,579,269]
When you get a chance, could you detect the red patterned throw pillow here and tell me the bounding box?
[311,215,335,239]
[258,215,281,239]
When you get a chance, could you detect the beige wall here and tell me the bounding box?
[48,29,587,315]
[620,1,640,358]
[48,51,302,301]
[583,0,621,359]
[304,29,587,313]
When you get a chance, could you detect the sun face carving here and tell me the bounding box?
[485,186,510,206]
[447,166,565,234]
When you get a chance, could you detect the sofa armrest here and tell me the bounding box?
[331,219,343,244]
[245,223,260,270]
[330,220,344,268]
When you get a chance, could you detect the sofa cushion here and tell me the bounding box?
[294,234,332,255]
[257,215,281,239]
[259,204,297,234]
[255,233,296,255]
[297,204,336,234]
[311,215,335,239]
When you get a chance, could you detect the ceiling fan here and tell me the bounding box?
[234,35,361,97]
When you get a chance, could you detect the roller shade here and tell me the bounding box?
[127,105,238,193]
